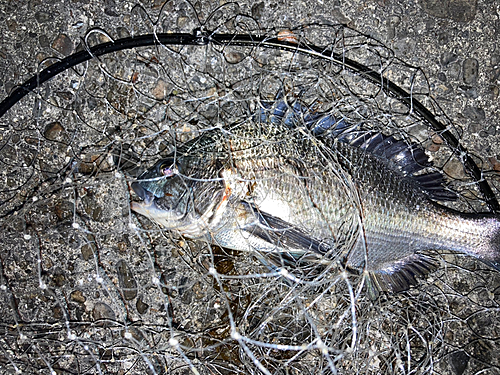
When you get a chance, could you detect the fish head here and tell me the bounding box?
[131,155,226,236]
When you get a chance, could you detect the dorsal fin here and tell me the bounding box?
[343,130,457,201]
[255,96,457,202]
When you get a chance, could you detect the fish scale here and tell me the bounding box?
[131,101,500,297]
[229,128,357,237]
[229,128,439,263]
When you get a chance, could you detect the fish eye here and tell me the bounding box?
[158,160,177,177]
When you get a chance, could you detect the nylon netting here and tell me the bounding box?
[1,2,500,374]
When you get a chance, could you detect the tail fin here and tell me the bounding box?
[439,212,500,273]
[363,212,500,300]
[483,217,500,271]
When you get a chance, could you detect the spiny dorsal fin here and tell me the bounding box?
[256,96,457,202]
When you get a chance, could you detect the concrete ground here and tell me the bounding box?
[1,0,499,374]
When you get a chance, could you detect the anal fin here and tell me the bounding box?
[365,254,439,299]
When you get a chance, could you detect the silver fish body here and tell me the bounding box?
[131,112,500,295]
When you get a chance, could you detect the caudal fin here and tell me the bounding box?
[482,216,500,271]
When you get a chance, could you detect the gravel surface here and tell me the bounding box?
[1,1,500,374]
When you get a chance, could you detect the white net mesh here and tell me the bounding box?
[1,2,500,374]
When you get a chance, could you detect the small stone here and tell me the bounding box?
[99,349,113,360]
[98,34,112,43]
[136,296,149,314]
[432,134,444,144]
[4,81,15,94]
[192,282,205,299]
[116,27,130,39]
[251,2,265,20]
[53,305,63,320]
[462,106,485,122]
[92,302,116,322]
[224,51,245,64]
[490,66,500,82]
[43,121,66,140]
[56,91,74,102]
[447,350,469,375]
[448,0,477,22]
[489,85,499,100]
[104,0,119,17]
[87,97,98,110]
[35,11,52,23]
[116,260,137,301]
[448,63,462,80]
[151,79,170,100]
[421,0,477,22]
[437,32,449,45]
[81,241,97,261]
[70,290,86,304]
[162,268,176,281]
[459,85,478,98]
[463,58,479,85]
[479,126,496,137]
[331,8,351,25]
[50,268,66,287]
[39,35,50,47]
[488,157,500,172]
[53,200,74,222]
[440,52,458,67]
[176,16,189,28]
[35,52,48,64]
[44,257,54,270]
[443,159,467,179]
[117,241,128,253]
[52,34,74,56]
[437,72,447,82]
[76,154,113,175]
[427,143,440,152]
[466,339,494,364]
[122,327,146,344]
[6,19,17,32]
[81,194,103,221]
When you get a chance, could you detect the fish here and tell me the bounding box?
[130,96,500,298]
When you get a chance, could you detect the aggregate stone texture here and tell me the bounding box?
[1,0,500,374]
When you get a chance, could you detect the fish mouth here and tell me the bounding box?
[131,181,155,205]
[130,180,186,229]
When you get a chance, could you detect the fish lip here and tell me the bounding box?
[131,181,154,205]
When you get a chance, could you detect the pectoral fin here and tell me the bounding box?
[239,202,334,274]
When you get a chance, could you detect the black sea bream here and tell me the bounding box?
[131,99,500,297]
